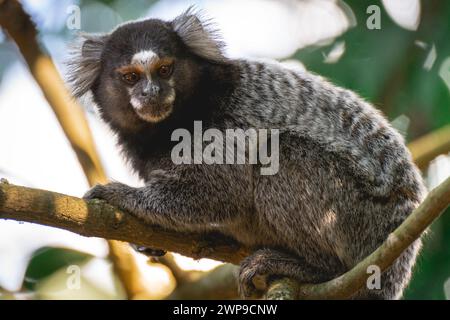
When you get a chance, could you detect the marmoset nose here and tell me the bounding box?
[141,85,160,98]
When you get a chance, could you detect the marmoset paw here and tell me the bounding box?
[83,182,129,206]
[83,184,107,201]
[130,243,167,257]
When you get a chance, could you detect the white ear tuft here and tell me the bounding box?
[172,6,226,63]
[66,33,108,98]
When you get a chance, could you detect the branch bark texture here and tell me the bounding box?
[0,180,250,265]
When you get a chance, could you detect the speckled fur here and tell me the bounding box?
[74,9,426,299]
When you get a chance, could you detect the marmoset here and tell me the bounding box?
[68,8,426,299]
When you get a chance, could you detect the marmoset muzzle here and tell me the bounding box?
[138,81,160,103]
[131,80,173,123]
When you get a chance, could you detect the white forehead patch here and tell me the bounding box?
[132,50,159,67]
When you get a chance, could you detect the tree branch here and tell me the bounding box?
[0,0,105,186]
[408,124,450,170]
[0,180,250,265]
[166,264,239,300]
[266,176,450,299]
[154,254,200,285]
[1,177,449,299]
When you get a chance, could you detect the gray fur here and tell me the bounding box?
[66,33,108,97]
[77,14,426,300]
[172,7,226,63]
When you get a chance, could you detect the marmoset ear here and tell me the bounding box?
[66,33,109,97]
[171,6,226,63]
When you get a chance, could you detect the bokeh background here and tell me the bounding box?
[0,0,449,299]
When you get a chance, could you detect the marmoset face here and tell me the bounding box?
[96,20,191,126]
[68,9,226,132]
[115,48,176,123]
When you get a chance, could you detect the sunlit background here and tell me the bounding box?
[0,0,449,299]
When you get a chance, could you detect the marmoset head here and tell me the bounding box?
[67,7,226,131]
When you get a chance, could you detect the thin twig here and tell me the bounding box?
[408,124,450,170]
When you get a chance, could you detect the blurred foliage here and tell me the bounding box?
[295,0,450,141]
[405,212,450,299]
[24,247,91,291]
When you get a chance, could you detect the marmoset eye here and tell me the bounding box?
[158,65,173,78]
[122,72,140,84]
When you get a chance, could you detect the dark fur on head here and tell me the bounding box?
[66,7,231,137]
